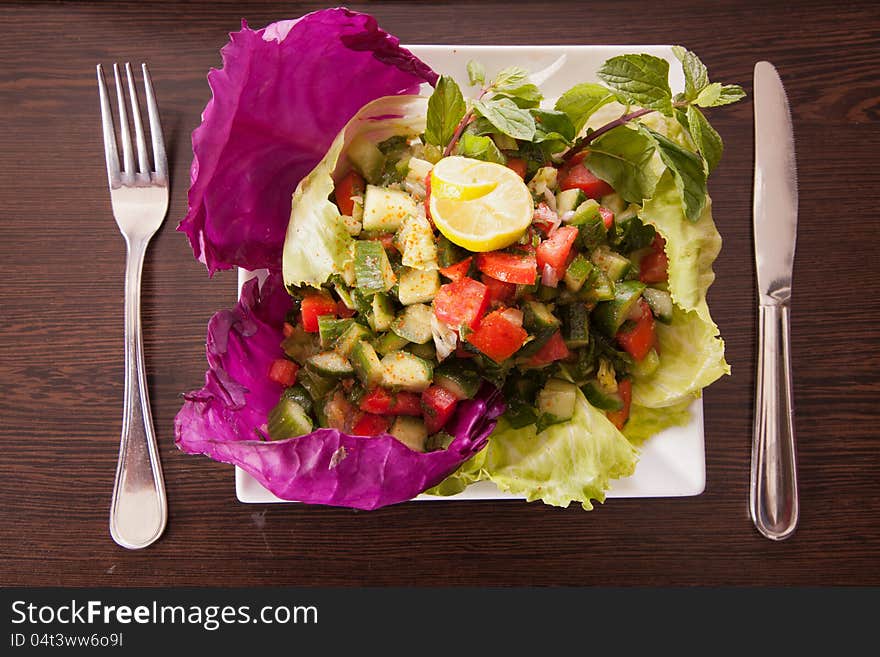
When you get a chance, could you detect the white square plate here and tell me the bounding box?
[236,44,705,504]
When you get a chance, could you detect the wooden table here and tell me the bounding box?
[2,0,878,587]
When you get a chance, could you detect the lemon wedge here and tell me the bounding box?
[429,156,533,252]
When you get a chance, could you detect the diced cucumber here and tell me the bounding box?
[373,331,410,356]
[503,399,539,429]
[354,240,396,295]
[395,214,438,270]
[347,136,385,184]
[389,416,428,452]
[568,199,601,225]
[266,398,313,440]
[425,431,455,452]
[369,293,395,333]
[581,379,624,411]
[642,287,673,324]
[280,384,313,416]
[333,281,356,311]
[433,361,481,400]
[600,192,626,215]
[528,166,558,194]
[557,188,587,215]
[592,280,646,337]
[536,378,578,429]
[306,351,355,378]
[564,254,593,292]
[297,368,337,402]
[340,214,362,236]
[381,350,434,392]
[350,340,384,387]
[583,268,615,302]
[362,185,417,232]
[571,201,606,249]
[632,348,660,377]
[390,303,434,344]
[318,316,354,350]
[537,284,560,302]
[522,300,560,332]
[397,267,440,306]
[407,341,436,361]
[406,157,433,185]
[515,326,558,360]
[437,234,468,269]
[281,324,320,365]
[591,246,631,281]
[562,302,590,348]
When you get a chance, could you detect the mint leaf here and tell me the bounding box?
[466,60,485,87]
[686,105,723,173]
[554,82,616,133]
[493,66,529,91]
[494,83,543,108]
[585,126,660,205]
[473,97,536,141]
[671,46,709,101]
[425,75,466,148]
[531,109,575,144]
[712,84,746,107]
[456,133,506,164]
[597,54,673,115]
[641,126,707,221]
[694,82,723,107]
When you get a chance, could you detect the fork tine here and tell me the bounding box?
[96,64,120,186]
[112,64,135,176]
[125,62,151,175]
[141,63,168,181]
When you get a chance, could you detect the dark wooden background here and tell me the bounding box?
[1,0,878,587]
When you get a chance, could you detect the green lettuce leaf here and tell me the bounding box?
[282,95,428,288]
[434,389,638,510]
[633,171,729,407]
[623,400,693,446]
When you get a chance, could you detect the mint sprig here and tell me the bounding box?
[423,48,744,222]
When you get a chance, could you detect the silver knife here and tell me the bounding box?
[750,61,799,541]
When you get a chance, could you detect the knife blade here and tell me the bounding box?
[750,61,799,541]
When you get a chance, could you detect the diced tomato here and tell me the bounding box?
[378,233,397,253]
[421,385,459,434]
[506,157,527,179]
[532,202,560,235]
[351,413,391,436]
[606,379,632,429]
[334,170,365,216]
[439,257,473,281]
[639,234,668,284]
[481,273,517,306]
[536,225,579,273]
[599,206,615,229]
[359,388,422,416]
[559,161,614,199]
[476,251,538,285]
[337,302,356,318]
[433,277,490,330]
[615,299,656,361]
[465,310,528,363]
[268,358,299,386]
[282,322,295,338]
[300,294,338,332]
[526,330,570,366]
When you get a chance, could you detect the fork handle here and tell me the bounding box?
[750,302,798,541]
[109,238,167,549]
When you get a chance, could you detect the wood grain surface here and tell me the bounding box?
[1,0,878,587]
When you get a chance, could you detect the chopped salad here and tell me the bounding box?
[175,8,743,510]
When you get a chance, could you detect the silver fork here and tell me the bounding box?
[97,62,168,550]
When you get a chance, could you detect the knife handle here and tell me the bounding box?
[750,303,799,540]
